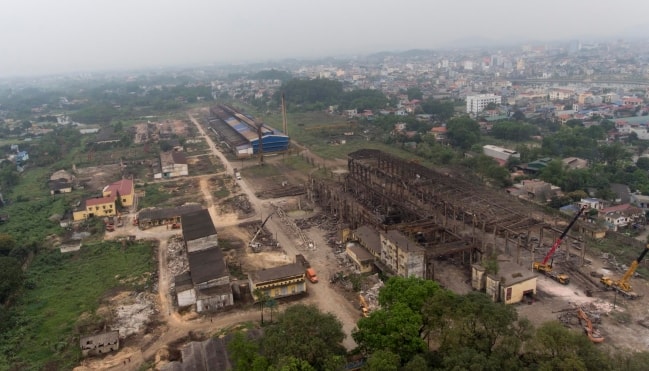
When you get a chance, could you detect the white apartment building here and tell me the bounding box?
[466,94,502,114]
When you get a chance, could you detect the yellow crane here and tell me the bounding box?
[600,244,649,299]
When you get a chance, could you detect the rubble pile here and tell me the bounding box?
[220,195,253,216]
[359,278,384,313]
[111,292,156,338]
[167,235,189,277]
[274,205,315,250]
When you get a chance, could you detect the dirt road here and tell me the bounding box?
[188,113,359,349]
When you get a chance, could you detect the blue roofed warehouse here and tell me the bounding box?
[208,105,289,158]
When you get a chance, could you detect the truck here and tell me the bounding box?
[234,167,241,180]
[305,267,318,283]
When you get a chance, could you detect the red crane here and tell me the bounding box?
[532,205,587,284]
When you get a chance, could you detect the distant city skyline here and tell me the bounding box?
[1,0,648,77]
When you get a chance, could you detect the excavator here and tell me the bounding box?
[577,307,604,343]
[600,244,649,299]
[532,205,586,285]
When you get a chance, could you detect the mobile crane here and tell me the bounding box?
[532,205,586,285]
[249,211,275,252]
[600,244,649,299]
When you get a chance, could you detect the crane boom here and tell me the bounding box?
[250,211,275,249]
[541,205,586,265]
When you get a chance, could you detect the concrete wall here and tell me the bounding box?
[196,275,230,290]
[485,275,500,302]
[197,292,233,313]
[177,288,197,307]
[187,235,220,253]
[471,264,486,291]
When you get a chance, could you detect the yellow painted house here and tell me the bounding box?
[249,263,306,301]
[73,195,117,221]
[103,179,135,207]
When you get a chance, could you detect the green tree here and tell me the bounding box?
[378,276,440,312]
[362,349,401,371]
[637,157,649,171]
[262,304,345,369]
[253,288,269,324]
[512,110,526,121]
[0,256,23,304]
[0,233,16,256]
[525,321,611,371]
[420,99,455,119]
[401,354,428,371]
[353,302,426,362]
[405,87,423,101]
[491,121,539,141]
[227,332,269,371]
[539,160,567,186]
[447,117,481,150]
[270,356,316,371]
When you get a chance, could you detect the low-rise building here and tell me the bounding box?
[380,230,425,278]
[154,151,189,179]
[73,195,117,221]
[49,178,73,195]
[182,209,219,253]
[472,259,536,305]
[176,208,233,313]
[351,225,381,259]
[248,263,306,301]
[137,203,202,229]
[345,242,375,273]
[188,246,233,312]
[563,157,588,170]
[49,169,74,195]
[103,179,135,207]
[175,272,197,308]
[80,331,120,357]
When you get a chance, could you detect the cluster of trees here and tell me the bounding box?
[0,234,24,305]
[353,277,649,370]
[228,277,649,370]
[277,78,390,113]
[419,99,455,120]
[227,304,346,370]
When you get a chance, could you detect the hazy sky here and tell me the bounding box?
[1,0,648,77]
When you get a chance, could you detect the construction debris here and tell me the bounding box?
[220,194,253,216]
[273,204,316,250]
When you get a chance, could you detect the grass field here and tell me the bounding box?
[2,241,154,370]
